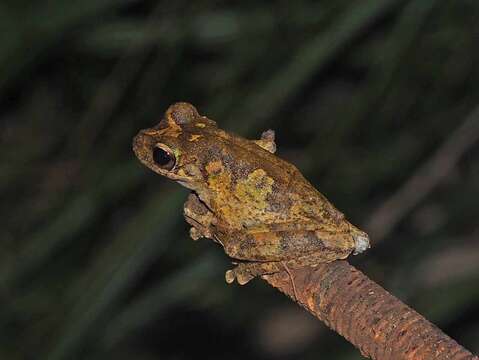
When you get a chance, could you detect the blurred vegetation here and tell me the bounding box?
[1,1,479,359]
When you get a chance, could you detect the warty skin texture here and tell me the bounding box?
[133,102,370,284]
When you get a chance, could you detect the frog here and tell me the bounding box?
[133,102,370,286]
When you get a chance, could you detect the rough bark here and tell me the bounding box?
[263,261,478,360]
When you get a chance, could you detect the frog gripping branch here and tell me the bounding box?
[133,103,477,360]
[133,102,370,285]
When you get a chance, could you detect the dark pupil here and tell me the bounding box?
[153,147,173,167]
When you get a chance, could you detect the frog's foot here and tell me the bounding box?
[185,218,213,240]
[189,227,206,241]
[253,129,276,154]
[225,261,282,285]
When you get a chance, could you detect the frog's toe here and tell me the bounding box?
[225,267,254,285]
[254,130,276,153]
[236,272,254,285]
[189,227,203,240]
[353,232,370,254]
[225,269,236,284]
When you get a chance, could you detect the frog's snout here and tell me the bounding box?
[353,232,370,255]
[132,131,152,162]
[132,132,144,158]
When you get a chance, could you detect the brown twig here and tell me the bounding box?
[263,261,478,360]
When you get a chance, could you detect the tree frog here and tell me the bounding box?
[133,102,370,285]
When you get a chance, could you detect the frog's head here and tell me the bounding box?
[133,102,218,191]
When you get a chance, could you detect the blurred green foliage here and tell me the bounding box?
[1,1,479,359]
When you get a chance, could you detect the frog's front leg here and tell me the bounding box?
[183,193,217,241]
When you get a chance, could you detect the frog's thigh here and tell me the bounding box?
[224,230,354,262]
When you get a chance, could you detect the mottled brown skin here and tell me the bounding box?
[133,102,370,285]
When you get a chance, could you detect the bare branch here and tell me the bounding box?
[263,261,478,360]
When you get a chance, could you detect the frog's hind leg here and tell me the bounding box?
[225,261,299,299]
[225,251,346,289]
[225,261,283,285]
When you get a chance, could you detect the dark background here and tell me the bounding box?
[1,1,479,359]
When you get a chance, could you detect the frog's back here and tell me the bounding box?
[202,126,345,228]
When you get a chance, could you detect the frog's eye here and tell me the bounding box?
[153,145,176,171]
